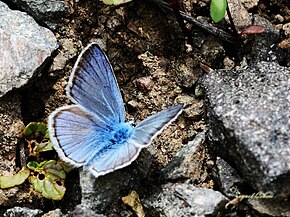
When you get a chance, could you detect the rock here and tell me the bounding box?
[49,38,80,73]
[240,0,259,10]
[77,170,133,213]
[134,76,154,91]
[174,95,204,119]
[0,94,23,176]
[3,207,43,217]
[248,198,290,216]
[71,205,107,217]
[162,132,206,181]
[226,0,261,30]
[0,1,58,97]
[42,209,68,217]
[172,56,201,88]
[201,61,290,196]
[10,0,69,29]
[227,0,252,30]
[283,22,290,37]
[216,157,246,198]
[244,15,286,65]
[144,183,228,216]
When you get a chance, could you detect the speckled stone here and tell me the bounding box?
[0,94,24,176]
[3,207,43,217]
[201,61,290,196]
[144,183,228,216]
[10,0,69,29]
[162,132,206,181]
[0,1,58,97]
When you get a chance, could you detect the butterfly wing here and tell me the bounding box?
[88,104,184,177]
[88,140,141,177]
[66,43,125,124]
[49,42,184,177]
[129,104,185,147]
[48,105,107,167]
[48,103,184,176]
[48,105,142,177]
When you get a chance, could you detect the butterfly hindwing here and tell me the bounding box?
[66,43,125,124]
[130,104,185,147]
[88,104,184,176]
[88,140,142,177]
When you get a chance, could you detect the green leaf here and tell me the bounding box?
[27,161,39,171]
[29,176,65,200]
[28,160,67,200]
[0,167,30,189]
[37,141,54,152]
[23,122,54,155]
[59,161,74,173]
[102,0,133,5]
[23,122,47,138]
[43,160,66,180]
[38,161,47,169]
[210,0,227,22]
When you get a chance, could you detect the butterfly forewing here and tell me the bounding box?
[66,43,126,124]
[48,105,113,167]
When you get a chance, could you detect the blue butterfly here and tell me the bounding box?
[48,43,184,177]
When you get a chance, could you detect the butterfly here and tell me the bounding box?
[48,43,184,177]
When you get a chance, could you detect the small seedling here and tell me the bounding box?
[210,0,227,22]
[0,122,73,201]
[27,160,71,200]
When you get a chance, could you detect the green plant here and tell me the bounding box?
[27,160,72,200]
[0,122,73,200]
[0,167,30,189]
[210,0,227,22]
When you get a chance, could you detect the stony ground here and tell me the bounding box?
[0,0,289,216]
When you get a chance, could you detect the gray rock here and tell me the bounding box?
[227,0,252,30]
[0,94,23,176]
[0,1,58,97]
[245,15,285,65]
[144,183,228,216]
[201,61,290,196]
[3,207,43,217]
[41,209,68,217]
[71,205,107,217]
[10,0,69,29]
[162,132,206,181]
[248,198,290,216]
[78,170,132,213]
[216,157,245,198]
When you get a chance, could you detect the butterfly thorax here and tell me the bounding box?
[109,122,133,144]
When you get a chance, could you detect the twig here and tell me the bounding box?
[226,1,238,37]
[180,11,237,44]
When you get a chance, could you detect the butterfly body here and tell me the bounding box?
[48,43,184,177]
[108,122,133,144]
